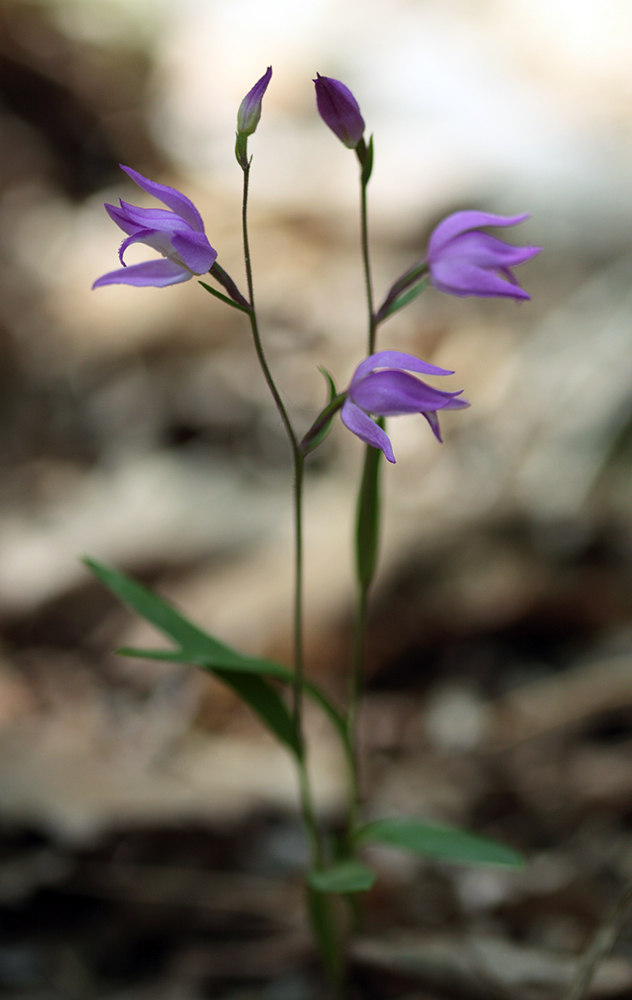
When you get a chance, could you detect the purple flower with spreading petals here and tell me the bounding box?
[93,166,217,289]
[237,66,272,136]
[341,351,469,462]
[427,211,540,300]
[314,73,365,149]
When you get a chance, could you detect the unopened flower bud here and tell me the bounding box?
[237,66,272,137]
[313,73,365,149]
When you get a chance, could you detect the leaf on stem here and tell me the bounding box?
[118,644,351,751]
[309,860,376,894]
[83,558,300,757]
[355,433,382,590]
[357,818,525,869]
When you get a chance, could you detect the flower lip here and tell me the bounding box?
[314,73,365,149]
[93,165,217,289]
[425,210,540,301]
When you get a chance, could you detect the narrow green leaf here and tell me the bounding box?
[357,818,525,869]
[85,558,250,667]
[355,431,383,590]
[213,668,301,756]
[116,645,349,749]
[116,646,290,680]
[84,559,300,757]
[198,281,250,313]
[309,861,376,894]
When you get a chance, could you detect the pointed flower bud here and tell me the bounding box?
[314,73,365,149]
[237,66,272,137]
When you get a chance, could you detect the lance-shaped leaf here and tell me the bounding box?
[357,818,525,869]
[83,558,300,756]
[118,643,351,755]
[309,860,376,894]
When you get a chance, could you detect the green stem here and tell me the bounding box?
[359,172,376,354]
[344,152,381,851]
[240,157,328,901]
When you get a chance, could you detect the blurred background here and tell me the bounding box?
[3,0,632,996]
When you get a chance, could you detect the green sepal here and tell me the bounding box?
[235,132,249,171]
[83,558,300,757]
[309,860,376,894]
[357,818,526,869]
[198,281,250,314]
[355,429,383,591]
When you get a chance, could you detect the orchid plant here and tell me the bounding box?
[88,68,540,992]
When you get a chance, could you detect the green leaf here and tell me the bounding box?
[116,646,290,680]
[85,558,253,668]
[84,558,300,757]
[309,860,376,894]
[355,430,383,591]
[117,646,350,751]
[213,668,300,755]
[358,818,526,869]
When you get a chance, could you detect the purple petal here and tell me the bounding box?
[440,231,541,269]
[423,411,443,442]
[120,165,205,233]
[170,231,217,273]
[340,399,395,463]
[105,202,147,237]
[350,370,465,415]
[118,228,174,264]
[314,74,365,149]
[352,350,454,385]
[118,201,193,233]
[428,211,531,260]
[430,258,531,299]
[442,395,471,410]
[92,259,191,288]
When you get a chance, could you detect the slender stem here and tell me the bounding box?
[359,174,377,355]
[345,585,367,842]
[240,160,324,877]
[242,164,298,455]
[345,160,380,850]
[293,451,305,738]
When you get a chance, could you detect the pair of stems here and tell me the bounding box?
[238,145,378,985]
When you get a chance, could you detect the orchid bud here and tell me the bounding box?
[313,73,365,149]
[237,66,272,137]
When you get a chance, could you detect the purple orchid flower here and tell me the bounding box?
[237,66,272,137]
[427,211,540,300]
[341,351,469,462]
[314,74,365,149]
[93,166,217,289]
